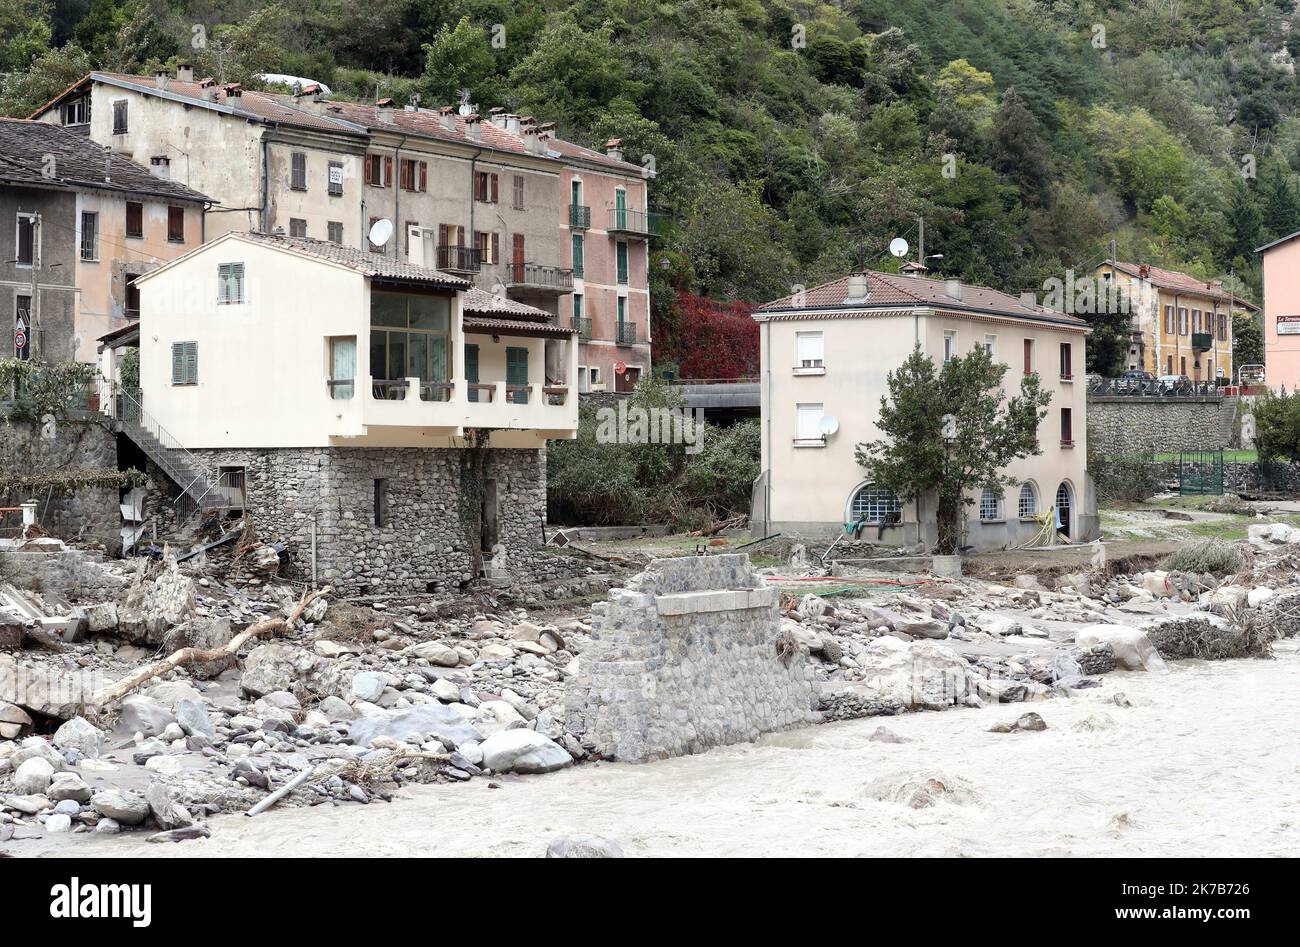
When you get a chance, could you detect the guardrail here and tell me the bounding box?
[1087,377,1226,398]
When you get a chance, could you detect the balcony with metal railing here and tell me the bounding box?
[617,321,638,346]
[607,208,664,238]
[569,204,591,230]
[436,245,482,274]
[504,262,574,295]
[574,316,592,340]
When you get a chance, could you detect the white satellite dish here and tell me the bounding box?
[368,218,393,248]
[889,237,910,258]
[819,415,840,437]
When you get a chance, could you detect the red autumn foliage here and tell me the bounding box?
[655,291,759,380]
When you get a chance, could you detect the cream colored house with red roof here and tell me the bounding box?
[753,271,1097,551]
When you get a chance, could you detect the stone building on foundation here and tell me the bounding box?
[104,231,578,593]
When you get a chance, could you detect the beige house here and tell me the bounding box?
[0,117,208,363]
[753,272,1098,550]
[102,232,577,593]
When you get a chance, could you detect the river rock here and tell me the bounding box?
[1075,624,1167,672]
[240,642,348,700]
[403,641,461,666]
[46,772,91,803]
[52,716,103,758]
[479,728,571,774]
[546,835,625,858]
[348,704,482,749]
[351,671,386,703]
[44,812,72,833]
[162,617,235,679]
[175,699,215,739]
[14,757,54,794]
[145,780,194,830]
[91,789,149,825]
[0,702,31,739]
[117,695,177,738]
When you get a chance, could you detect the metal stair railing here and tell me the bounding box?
[110,383,219,524]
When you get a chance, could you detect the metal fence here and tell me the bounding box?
[1087,375,1225,398]
[1178,450,1224,496]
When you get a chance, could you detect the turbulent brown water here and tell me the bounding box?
[15,641,1300,858]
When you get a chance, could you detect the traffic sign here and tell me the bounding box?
[15,314,27,333]
[614,360,627,374]
[14,330,27,350]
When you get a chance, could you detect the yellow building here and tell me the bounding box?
[1091,261,1256,381]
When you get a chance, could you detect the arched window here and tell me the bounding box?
[1018,482,1038,519]
[849,485,901,524]
[979,487,1002,521]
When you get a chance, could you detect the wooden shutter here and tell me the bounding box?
[1023,339,1032,374]
[383,156,392,187]
[172,343,184,384]
[1061,408,1072,443]
[491,173,499,203]
[491,232,499,265]
[419,161,428,192]
[512,232,524,265]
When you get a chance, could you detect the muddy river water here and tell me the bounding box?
[14,641,1299,858]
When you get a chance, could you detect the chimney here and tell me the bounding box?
[1138,263,1150,279]
[154,70,168,90]
[464,113,482,142]
[844,273,869,304]
[376,98,395,124]
[176,63,194,82]
[523,127,546,155]
[490,106,507,128]
[199,76,216,88]
[605,137,623,161]
[505,113,520,134]
[538,121,556,140]
[437,106,455,132]
[1019,291,1036,308]
[224,83,242,98]
[945,278,962,301]
[149,155,170,180]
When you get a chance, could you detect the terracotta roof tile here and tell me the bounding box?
[238,232,469,287]
[1109,261,1257,309]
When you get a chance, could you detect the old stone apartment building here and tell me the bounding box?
[1090,260,1256,382]
[0,118,208,363]
[32,68,653,389]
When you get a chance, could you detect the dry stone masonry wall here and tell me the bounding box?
[565,554,818,761]
[1087,396,1238,454]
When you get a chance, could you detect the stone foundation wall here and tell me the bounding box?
[565,554,818,761]
[187,445,557,594]
[1088,396,1238,454]
[0,416,120,546]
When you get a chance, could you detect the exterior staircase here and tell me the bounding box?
[109,384,241,526]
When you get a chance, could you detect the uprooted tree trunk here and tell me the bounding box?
[88,585,331,709]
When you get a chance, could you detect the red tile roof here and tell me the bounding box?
[758,271,1088,328]
[1109,261,1257,309]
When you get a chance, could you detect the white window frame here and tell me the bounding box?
[80,211,99,262]
[795,331,825,373]
[15,213,36,268]
[943,330,957,364]
[795,402,825,446]
[979,487,1003,522]
[983,333,996,357]
[1018,482,1038,520]
[589,366,602,387]
[217,262,246,305]
[849,484,902,525]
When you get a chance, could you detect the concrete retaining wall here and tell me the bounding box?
[565,553,818,761]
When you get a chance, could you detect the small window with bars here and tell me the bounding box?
[850,486,902,525]
[979,487,1002,521]
[1018,482,1038,519]
[217,263,245,305]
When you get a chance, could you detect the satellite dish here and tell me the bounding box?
[819,415,840,437]
[889,237,910,258]
[368,218,393,248]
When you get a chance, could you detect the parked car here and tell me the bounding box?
[1115,370,1156,394]
[1157,374,1192,395]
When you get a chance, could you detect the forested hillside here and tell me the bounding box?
[4,0,1298,316]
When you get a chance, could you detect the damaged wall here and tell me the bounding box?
[0,417,120,546]
[187,445,568,594]
[565,554,818,761]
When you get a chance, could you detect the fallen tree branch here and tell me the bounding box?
[88,585,332,708]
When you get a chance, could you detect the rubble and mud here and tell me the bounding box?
[3,520,1298,850]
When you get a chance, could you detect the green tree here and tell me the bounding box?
[1232,311,1264,369]
[0,0,52,75]
[0,43,91,118]
[1252,389,1300,461]
[855,345,1052,554]
[420,15,502,108]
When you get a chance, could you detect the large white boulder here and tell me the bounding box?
[479,728,571,774]
[853,637,982,710]
[1075,624,1167,672]
[1140,571,1174,598]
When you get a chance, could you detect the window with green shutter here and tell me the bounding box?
[218,263,245,304]
[571,233,584,278]
[465,344,480,403]
[616,241,628,284]
[171,341,197,385]
[506,346,528,404]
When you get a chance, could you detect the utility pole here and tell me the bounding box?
[916,216,925,268]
